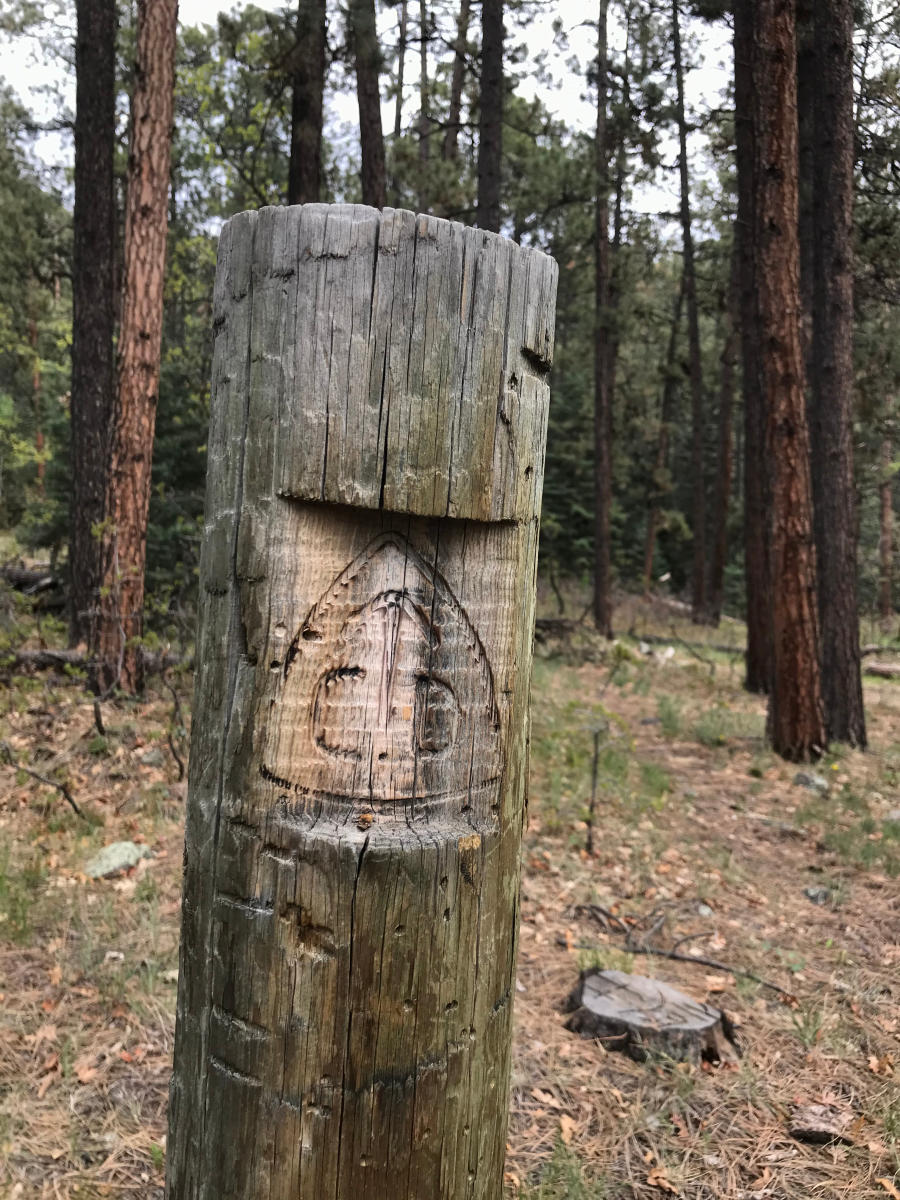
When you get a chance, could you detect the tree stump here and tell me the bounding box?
[165,205,557,1199]
[564,968,740,1064]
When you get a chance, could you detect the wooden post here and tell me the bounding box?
[166,204,557,1199]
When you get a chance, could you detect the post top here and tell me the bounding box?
[214,203,559,523]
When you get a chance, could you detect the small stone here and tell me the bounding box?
[140,747,167,767]
[85,841,152,879]
[885,809,900,824]
[804,885,832,906]
[697,903,714,918]
[793,771,829,795]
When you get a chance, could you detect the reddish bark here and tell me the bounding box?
[92,0,178,694]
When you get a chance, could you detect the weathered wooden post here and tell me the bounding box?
[166,204,557,1199]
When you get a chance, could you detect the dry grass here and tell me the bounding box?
[1,595,899,1198]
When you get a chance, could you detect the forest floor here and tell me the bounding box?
[2,593,900,1198]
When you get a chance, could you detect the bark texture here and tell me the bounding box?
[287,0,327,204]
[477,0,503,232]
[70,0,117,645]
[809,0,866,747]
[672,0,707,623]
[349,0,387,208]
[880,435,893,625]
[92,0,178,695]
[165,204,558,1199]
[593,0,613,638]
[750,0,826,761]
[734,0,772,694]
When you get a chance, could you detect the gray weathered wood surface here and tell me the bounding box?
[166,204,557,1199]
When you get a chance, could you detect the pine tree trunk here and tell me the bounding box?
[443,0,471,163]
[394,0,408,141]
[672,0,707,623]
[477,0,503,232]
[92,0,178,695]
[734,0,772,694]
[809,0,866,747]
[417,0,429,212]
[796,0,815,365]
[593,0,613,637]
[880,435,893,627]
[707,244,739,626]
[750,0,826,761]
[350,0,387,208]
[70,0,116,646]
[643,280,684,597]
[165,204,557,1200]
[288,0,327,204]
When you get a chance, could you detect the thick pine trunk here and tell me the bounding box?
[734,0,772,694]
[443,0,471,163]
[593,0,613,637]
[750,0,826,761]
[708,245,739,626]
[287,0,327,205]
[70,0,116,646]
[880,435,894,626]
[92,0,178,695]
[350,0,387,208]
[477,0,503,232]
[672,0,707,623]
[809,0,866,747]
[165,204,557,1200]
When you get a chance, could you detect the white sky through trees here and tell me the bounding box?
[0,0,731,228]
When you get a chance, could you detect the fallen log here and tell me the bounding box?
[2,648,188,675]
[865,661,900,679]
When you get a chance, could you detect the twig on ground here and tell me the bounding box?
[560,932,796,999]
[161,671,187,782]
[668,624,717,675]
[0,741,84,819]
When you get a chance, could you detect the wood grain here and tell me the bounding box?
[166,205,557,1199]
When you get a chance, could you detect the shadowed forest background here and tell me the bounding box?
[3,0,900,1196]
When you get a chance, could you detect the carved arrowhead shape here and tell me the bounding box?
[262,533,502,822]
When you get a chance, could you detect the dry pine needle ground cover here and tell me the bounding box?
[1,595,900,1199]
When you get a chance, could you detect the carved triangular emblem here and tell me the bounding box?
[262,533,502,820]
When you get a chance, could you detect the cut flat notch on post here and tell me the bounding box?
[166,204,558,1200]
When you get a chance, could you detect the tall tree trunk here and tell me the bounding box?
[593,0,613,637]
[28,307,44,495]
[809,0,866,746]
[734,0,772,694]
[288,0,327,204]
[749,0,826,761]
[796,0,815,365]
[349,0,387,208]
[92,0,178,695]
[391,0,409,205]
[70,0,117,646]
[707,244,739,626]
[443,0,471,163]
[880,434,893,627]
[417,0,429,211]
[477,0,503,232]
[672,0,706,623]
[643,279,685,597]
[394,0,408,141]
